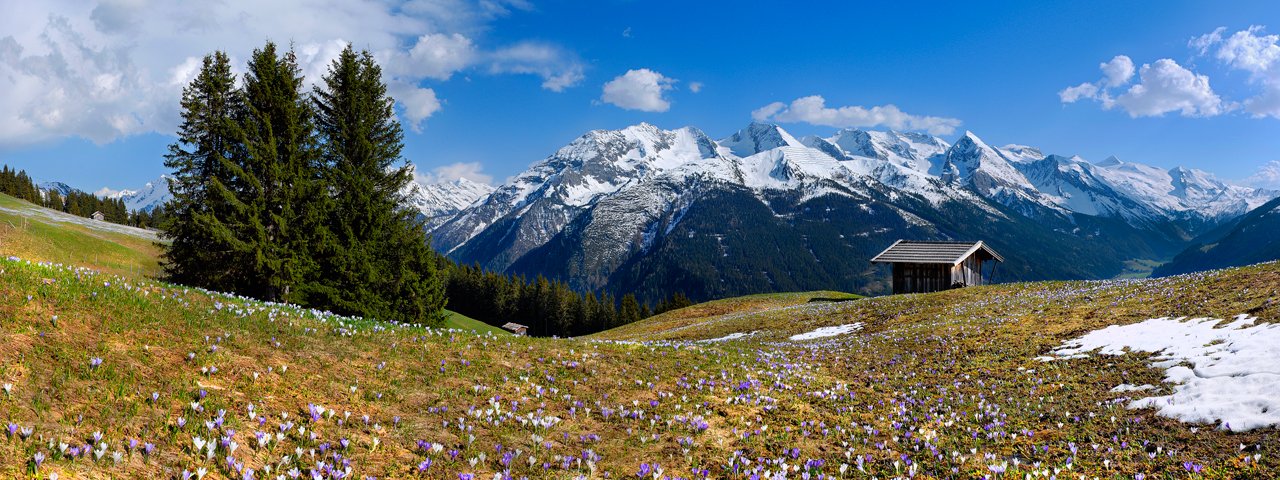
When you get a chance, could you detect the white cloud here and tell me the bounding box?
[397,32,477,80]
[1243,160,1280,190]
[1189,27,1226,56]
[751,102,786,122]
[1244,83,1280,118]
[1058,82,1100,103]
[412,160,492,185]
[1100,55,1135,87]
[1058,55,1131,104]
[688,81,703,93]
[488,42,585,92]
[1214,26,1280,76]
[0,0,583,147]
[93,186,126,197]
[600,68,676,112]
[753,95,962,135]
[1061,55,1224,118]
[1192,26,1280,118]
[1110,59,1225,117]
[1079,25,1280,120]
[392,84,443,132]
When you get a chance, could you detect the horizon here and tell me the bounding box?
[4,1,1280,192]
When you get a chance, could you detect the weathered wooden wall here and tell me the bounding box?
[892,253,992,294]
[892,263,951,294]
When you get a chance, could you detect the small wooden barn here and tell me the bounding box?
[91,211,106,222]
[501,322,529,336]
[871,240,1003,294]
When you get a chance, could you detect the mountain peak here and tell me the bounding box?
[1098,155,1123,167]
[959,130,987,145]
[720,122,801,157]
[449,176,488,188]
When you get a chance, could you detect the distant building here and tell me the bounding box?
[91,211,106,222]
[871,240,1003,294]
[501,322,529,336]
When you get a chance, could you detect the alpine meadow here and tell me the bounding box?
[6,2,1280,479]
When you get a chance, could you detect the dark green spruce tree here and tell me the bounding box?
[223,42,325,303]
[311,45,446,325]
[162,51,244,290]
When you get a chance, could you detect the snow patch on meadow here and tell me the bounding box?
[697,331,756,343]
[1043,315,1280,431]
[790,323,862,341]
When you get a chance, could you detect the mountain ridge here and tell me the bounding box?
[426,122,1276,302]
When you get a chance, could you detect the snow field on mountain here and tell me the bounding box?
[1042,315,1280,431]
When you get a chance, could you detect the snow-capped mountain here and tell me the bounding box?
[39,181,75,197]
[84,164,493,220]
[428,122,1277,301]
[100,175,173,213]
[401,170,494,230]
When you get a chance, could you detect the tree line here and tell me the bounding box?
[0,165,167,228]
[161,42,446,325]
[442,261,694,337]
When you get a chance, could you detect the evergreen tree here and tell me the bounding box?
[619,293,642,326]
[311,45,445,325]
[45,190,63,210]
[162,51,244,290]
[225,42,325,303]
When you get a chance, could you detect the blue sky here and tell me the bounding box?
[4,0,1280,192]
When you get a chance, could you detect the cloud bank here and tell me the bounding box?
[1061,25,1280,119]
[752,96,962,135]
[0,0,585,146]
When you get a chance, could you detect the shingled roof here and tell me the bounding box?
[870,240,1004,265]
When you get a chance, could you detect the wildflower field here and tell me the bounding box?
[3,194,1280,478]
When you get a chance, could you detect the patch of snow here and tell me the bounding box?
[1044,315,1280,431]
[697,331,756,343]
[789,323,863,341]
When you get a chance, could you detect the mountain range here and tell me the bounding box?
[425,122,1274,302]
[92,176,174,213]
[62,122,1278,303]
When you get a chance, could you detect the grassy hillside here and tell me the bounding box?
[595,290,861,341]
[442,309,508,335]
[0,193,503,338]
[0,193,162,279]
[3,191,1280,478]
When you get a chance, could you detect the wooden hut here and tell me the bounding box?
[871,240,1003,294]
[501,322,529,336]
[91,211,106,221]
